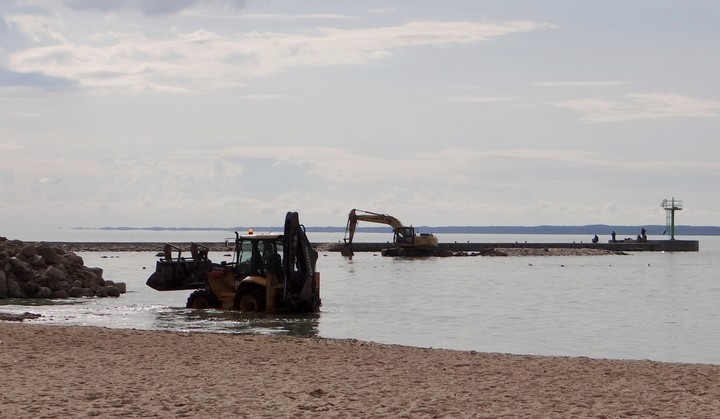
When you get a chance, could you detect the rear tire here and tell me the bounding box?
[186,289,220,309]
[235,285,266,312]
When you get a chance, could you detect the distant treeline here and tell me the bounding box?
[90,224,720,236]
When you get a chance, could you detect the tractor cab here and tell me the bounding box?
[231,232,283,279]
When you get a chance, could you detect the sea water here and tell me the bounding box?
[2,231,719,365]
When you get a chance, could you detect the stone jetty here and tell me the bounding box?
[0,237,126,299]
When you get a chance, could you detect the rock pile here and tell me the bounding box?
[0,237,126,299]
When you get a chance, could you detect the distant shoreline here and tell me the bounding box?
[77,224,720,236]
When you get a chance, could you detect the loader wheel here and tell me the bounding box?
[186,289,220,309]
[235,285,266,312]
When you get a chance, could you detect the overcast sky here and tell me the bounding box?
[1,0,718,231]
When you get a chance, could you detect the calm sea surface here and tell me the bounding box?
[2,229,719,365]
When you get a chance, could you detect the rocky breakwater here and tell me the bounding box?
[0,237,126,299]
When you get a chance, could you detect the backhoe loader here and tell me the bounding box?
[146,211,320,313]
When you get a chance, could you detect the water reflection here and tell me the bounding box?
[153,308,319,337]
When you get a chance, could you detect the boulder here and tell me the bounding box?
[47,266,67,281]
[52,289,70,299]
[20,245,37,259]
[68,287,84,298]
[77,267,102,283]
[53,281,70,292]
[28,255,47,268]
[35,243,61,265]
[88,267,104,279]
[40,266,70,291]
[7,276,27,298]
[114,282,127,294]
[22,281,41,296]
[0,270,7,298]
[104,286,121,297]
[35,287,53,299]
[81,277,98,290]
[61,253,84,271]
[10,257,33,281]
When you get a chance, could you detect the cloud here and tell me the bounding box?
[470,148,718,173]
[240,94,290,101]
[3,13,66,44]
[1,145,716,227]
[369,8,397,15]
[35,176,62,185]
[227,13,358,21]
[557,93,720,123]
[443,95,517,104]
[6,20,554,92]
[0,66,76,89]
[0,141,24,150]
[176,146,716,187]
[62,0,248,16]
[536,81,628,87]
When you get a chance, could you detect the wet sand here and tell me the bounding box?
[1,322,719,418]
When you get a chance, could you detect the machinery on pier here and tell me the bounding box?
[341,209,439,256]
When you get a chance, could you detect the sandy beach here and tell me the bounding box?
[1,322,719,418]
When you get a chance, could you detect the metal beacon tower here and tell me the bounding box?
[661,198,683,240]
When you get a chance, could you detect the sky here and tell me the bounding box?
[1,0,719,231]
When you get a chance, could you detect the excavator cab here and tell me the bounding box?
[394,226,416,245]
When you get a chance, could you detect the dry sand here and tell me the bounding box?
[1,322,719,418]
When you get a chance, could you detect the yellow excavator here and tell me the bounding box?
[341,209,439,257]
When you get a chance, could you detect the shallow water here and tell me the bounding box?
[2,233,719,364]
